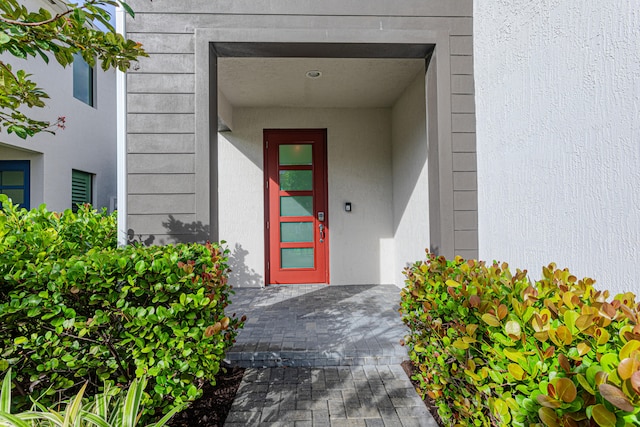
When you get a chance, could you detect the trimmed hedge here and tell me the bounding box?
[0,196,244,418]
[400,251,640,427]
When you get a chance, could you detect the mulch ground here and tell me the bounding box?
[401,360,445,427]
[170,365,245,427]
[169,361,442,426]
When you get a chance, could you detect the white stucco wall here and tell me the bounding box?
[0,56,117,212]
[218,107,395,286]
[474,1,640,295]
[391,71,429,287]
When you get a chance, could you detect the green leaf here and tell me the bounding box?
[538,406,560,427]
[504,348,526,364]
[576,374,596,395]
[482,313,501,327]
[563,310,579,335]
[122,377,147,427]
[453,339,469,350]
[187,384,198,398]
[62,382,87,427]
[0,369,12,413]
[620,340,640,360]
[152,401,189,426]
[508,363,525,380]
[600,353,620,374]
[120,1,135,18]
[13,336,28,345]
[591,404,617,427]
[0,412,32,427]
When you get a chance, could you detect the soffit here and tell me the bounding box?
[218,57,425,108]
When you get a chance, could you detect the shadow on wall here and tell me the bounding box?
[127,215,211,245]
[127,215,263,287]
[228,243,263,288]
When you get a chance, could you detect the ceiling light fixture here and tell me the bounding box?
[305,70,322,79]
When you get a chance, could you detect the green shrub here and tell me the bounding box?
[0,195,117,262]
[0,196,244,419]
[400,251,640,427]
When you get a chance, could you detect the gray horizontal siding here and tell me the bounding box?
[450,36,473,55]
[128,174,195,194]
[453,153,476,172]
[128,234,206,245]
[128,114,195,133]
[128,133,195,154]
[454,211,478,231]
[128,194,195,215]
[451,75,475,94]
[455,250,478,260]
[127,153,194,174]
[452,133,475,152]
[450,55,473,75]
[451,94,475,113]
[453,191,477,211]
[453,172,476,191]
[131,33,194,54]
[128,74,195,94]
[129,54,194,74]
[128,213,197,235]
[128,94,195,113]
[454,230,478,250]
[127,0,473,17]
[128,15,473,36]
[451,113,476,133]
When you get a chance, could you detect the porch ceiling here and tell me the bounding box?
[218,58,425,109]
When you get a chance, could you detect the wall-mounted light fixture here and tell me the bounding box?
[345,202,352,212]
[306,70,322,79]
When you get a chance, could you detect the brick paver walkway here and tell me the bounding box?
[224,285,438,426]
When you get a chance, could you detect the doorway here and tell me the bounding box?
[264,129,329,284]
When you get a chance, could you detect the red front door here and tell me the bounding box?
[264,129,329,284]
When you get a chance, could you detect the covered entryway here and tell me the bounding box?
[210,42,439,287]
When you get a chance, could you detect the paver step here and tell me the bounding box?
[226,349,408,368]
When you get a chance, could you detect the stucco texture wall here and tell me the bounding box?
[474,1,640,294]
[391,72,429,287]
[218,107,395,287]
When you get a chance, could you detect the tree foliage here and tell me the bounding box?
[0,0,147,139]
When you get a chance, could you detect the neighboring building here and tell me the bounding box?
[0,0,117,213]
[475,2,639,295]
[120,0,478,287]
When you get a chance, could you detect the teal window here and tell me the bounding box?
[72,170,93,212]
[0,161,30,209]
[73,53,94,106]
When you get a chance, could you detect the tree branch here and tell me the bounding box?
[0,8,73,27]
[100,331,131,383]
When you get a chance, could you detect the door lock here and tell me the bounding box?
[318,211,325,222]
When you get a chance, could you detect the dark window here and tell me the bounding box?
[0,160,30,209]
[73,53,94,106]
[72,170,93,212]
